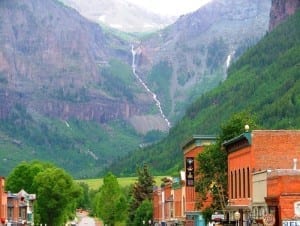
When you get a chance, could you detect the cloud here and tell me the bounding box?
[126,0,212,16]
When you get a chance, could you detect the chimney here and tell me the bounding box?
[293,158,297,170]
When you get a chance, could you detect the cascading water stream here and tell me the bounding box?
[226,51,235,69]
[131,45,171,128]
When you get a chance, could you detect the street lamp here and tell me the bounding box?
[148,219,152,225]
[234,211,241,226]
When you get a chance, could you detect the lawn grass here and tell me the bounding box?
[76,176,166,190]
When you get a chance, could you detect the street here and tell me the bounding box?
[76,210,102,226]
[78,215,96,226]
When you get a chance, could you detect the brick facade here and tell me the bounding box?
[0,177,36,226]
[0,177,7,225]
[153,135,215,226]
[224,130,300,226]
[266,170,300,223]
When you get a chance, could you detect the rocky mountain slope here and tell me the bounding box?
[0,0,274,177]
[0,0,168,177]
[0,0,169,130]
[134,0,272,121]
[59,0,176,32]
[108,6,300,176]
[269,0,300,30]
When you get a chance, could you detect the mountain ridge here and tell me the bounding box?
[0,0,165,177]
[0,0,274,177]
[59,0,176,32]
[107,7,300,176]
[134,0,271,121]
[0,0,165,128]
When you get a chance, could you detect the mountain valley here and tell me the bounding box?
[1,0,297,178]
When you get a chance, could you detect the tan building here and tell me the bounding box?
[252,170,268,223]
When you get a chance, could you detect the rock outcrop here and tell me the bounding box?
[269,0,300,31]
[140,0,272,120]
[0,0,158,132]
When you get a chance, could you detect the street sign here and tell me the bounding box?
[212,214,225,221]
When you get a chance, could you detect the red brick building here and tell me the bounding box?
[0,177,7,225]
[266,169,300,225]
[223,130,300,226]
[153,135,215,226]
[0,177,36,226]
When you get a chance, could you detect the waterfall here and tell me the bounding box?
[131,45,171,128]
[226,54,231,68]
[226,51,235,68]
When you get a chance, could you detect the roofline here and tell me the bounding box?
[223,130,300,150]
[182,135,216,150]
[222,131,252,147]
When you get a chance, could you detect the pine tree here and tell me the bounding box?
[127,164,155,225]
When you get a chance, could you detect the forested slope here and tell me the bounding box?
[108,9,300,176]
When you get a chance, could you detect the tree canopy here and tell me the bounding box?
[5,160,82,226]
[5,160,53,193]
[93,172,126,226]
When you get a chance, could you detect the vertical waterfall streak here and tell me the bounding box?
[131,45,171,128]
[226,54,231,68]
[226,51,235,69]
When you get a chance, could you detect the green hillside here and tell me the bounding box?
[0,112,143,178]
[0,57,168,178]
[107,9,300,176]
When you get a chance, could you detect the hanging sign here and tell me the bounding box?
[263,214,275,226]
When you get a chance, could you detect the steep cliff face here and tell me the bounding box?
[0,0,161,130]
[136,0,272,121]
[269,0,300,31]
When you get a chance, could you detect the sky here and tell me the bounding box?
[126,0,213,16]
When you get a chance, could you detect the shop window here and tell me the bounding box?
[8,207,13,220]
[239,169,241,198]
[247,167,250,197]
[235,170,237,198]
[243,168,246,198]
[231,171,233,199]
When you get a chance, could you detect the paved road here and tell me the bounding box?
[78,215,96,226]
[76,211,102,226]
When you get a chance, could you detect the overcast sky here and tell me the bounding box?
[126,0,213,16]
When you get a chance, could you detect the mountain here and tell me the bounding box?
[59,0,176,32]
[0,0,273,178]
[134,0,271,122]
[0,0,169,177]
[269,0,300,31]
[0,0,139,121]
[108,7,300,176]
